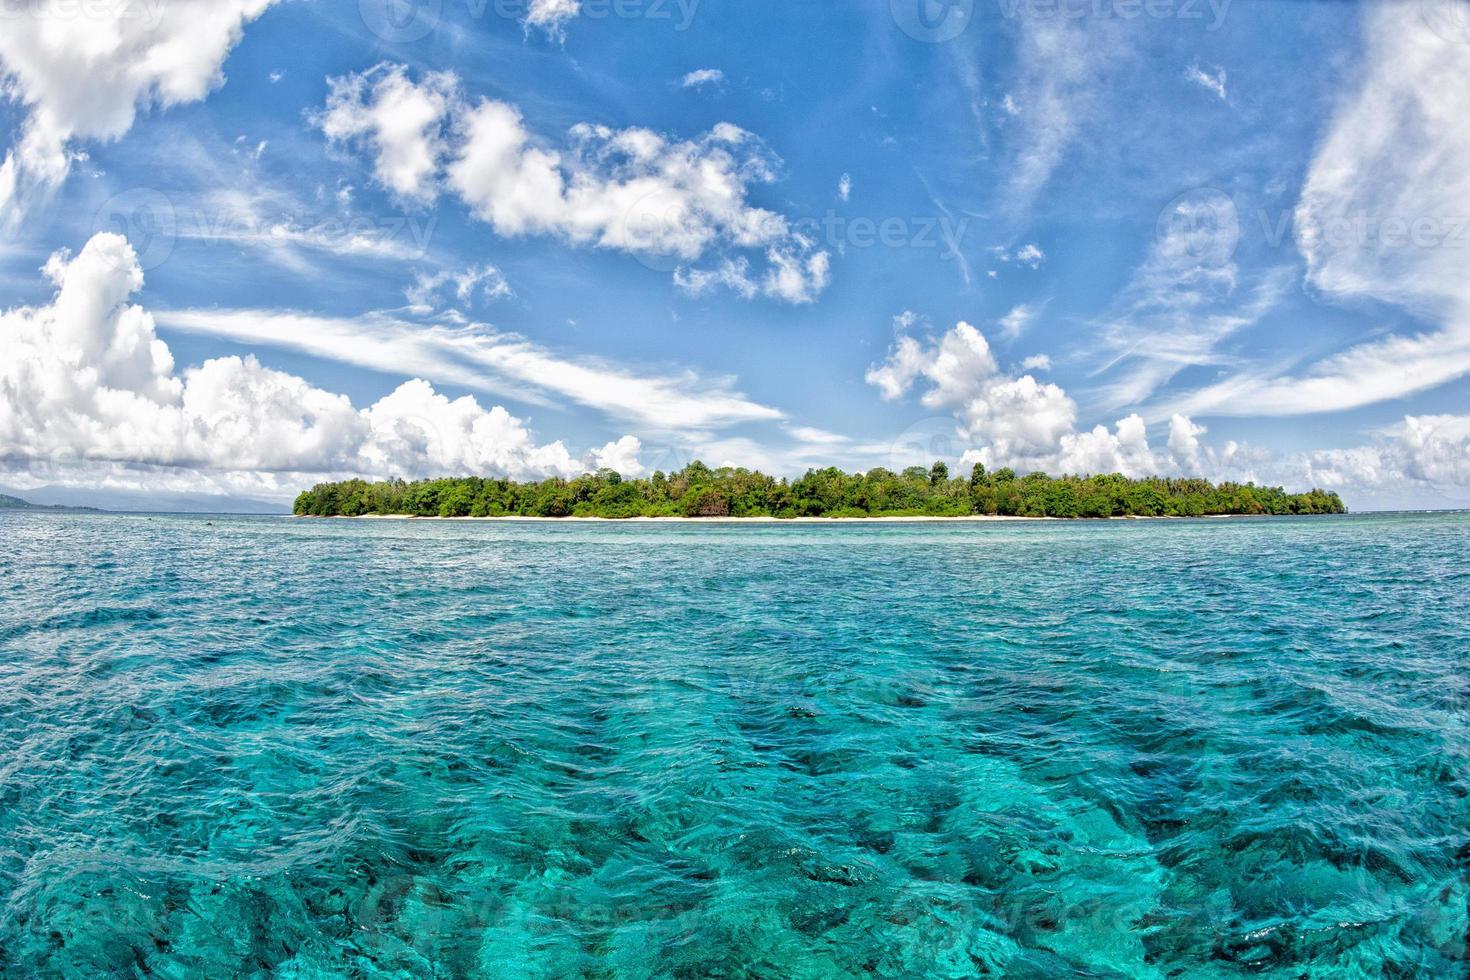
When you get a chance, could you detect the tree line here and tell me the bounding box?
[293,461,1347,519]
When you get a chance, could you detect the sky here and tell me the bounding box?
[2,0,1469,510]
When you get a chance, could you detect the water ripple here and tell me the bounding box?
[0,511,1466,975]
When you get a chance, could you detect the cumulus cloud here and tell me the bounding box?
[0,234,635,493]
[864,319,1161,478]
[1166,413,1208,472]
[588,435,646,477]
[1157,414,1470,509]
[316,64,457,203]
[680,68,725,90]
[865,318,1470,506]
[0,0,276,213]
[867,320,1081,466]
[317,65,827,303]
[525,0,581,40]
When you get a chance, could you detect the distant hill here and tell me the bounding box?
[0,485,288,515]
[0,493,106,513]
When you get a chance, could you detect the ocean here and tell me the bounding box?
[1,511,1465,976]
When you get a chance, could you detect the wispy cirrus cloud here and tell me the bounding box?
[1164,4,1470,419]
[155,307,784,433]
[1184,63,1228,101]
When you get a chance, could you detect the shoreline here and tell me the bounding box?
[315,513,1263,523]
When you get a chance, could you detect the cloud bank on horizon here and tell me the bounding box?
[1,0,1468,509]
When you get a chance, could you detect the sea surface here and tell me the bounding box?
[0,511,1466,977]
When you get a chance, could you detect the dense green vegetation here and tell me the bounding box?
[294,462,1346,519]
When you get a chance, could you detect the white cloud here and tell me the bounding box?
[867,321,1080,464]
[866,320,1470,505]
[589,435,646,476]
[998,304,1037,341]
[1157,413,1470,508]
[155,308,783,433]
[406,264,513,313]
[786,425,850,446]
[837,173,852,202]
[867,320,1201,478]
[670,247,831,306]
[1020,354,1052,372]
[316,64,457,203]
[1167,5,1470,419]
[1003,18,1121,218]
[993,243,1046,269]
[1184,63,1228,101]
[1014,243,1045,267]
[680,68,725,90]
[358,378,586,480]
[1090,187,1289,412]
[159,180,436,281]
[0,233,629,492]
[318,65,826,303]
[1166,413,1207,473]
[0,0,276,213]
[1396,414,1470,491]
[525,0,581,40]
[1165,325,1470,419]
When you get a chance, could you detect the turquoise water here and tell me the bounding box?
[0,512,1465,977]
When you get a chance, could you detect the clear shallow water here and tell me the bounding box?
[0,512,1465,978]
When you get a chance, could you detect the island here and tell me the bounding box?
[293,462,1346,520]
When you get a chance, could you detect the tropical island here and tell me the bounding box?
[293,462,1346,519]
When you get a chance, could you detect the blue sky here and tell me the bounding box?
[2,0,1469,509]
